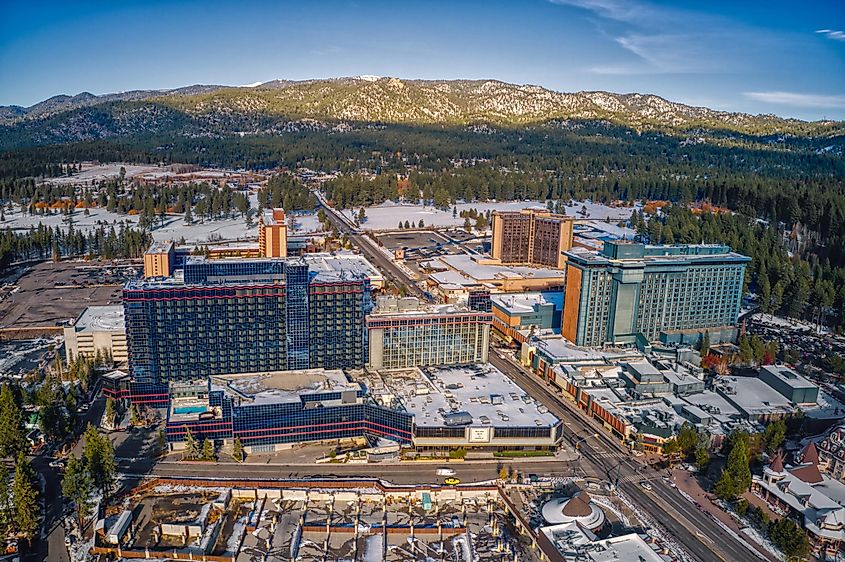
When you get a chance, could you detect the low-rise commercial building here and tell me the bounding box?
[491,291,562,343]
[363,364,563,453]
[164,369,412,453]
[63,305,127,364]
[423,254,564,301]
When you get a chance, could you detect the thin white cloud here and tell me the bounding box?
[550,0,764,75]
[816,29,845,42]
[548,0,648,23]
[744,91,845,108]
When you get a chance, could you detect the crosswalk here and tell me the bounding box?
[593,451,628,460]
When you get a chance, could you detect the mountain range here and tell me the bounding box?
[1,77,843,149]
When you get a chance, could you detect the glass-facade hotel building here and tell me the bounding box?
[123,254,373,384]
[562,241,750,347]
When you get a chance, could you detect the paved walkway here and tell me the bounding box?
[672,469,779,562]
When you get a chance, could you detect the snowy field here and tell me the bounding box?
[1,206,140,232]
[1,204,323,245]
[40,163,167,186]
[342,200,639,231]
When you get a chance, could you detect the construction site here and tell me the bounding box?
[92,479,529,562]
[88,474,678,562]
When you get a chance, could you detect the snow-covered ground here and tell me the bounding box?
[40,163,168,186]
[151,215,254,244]
[754,313,830,335]
[2,204,322,245]
[1,206,139,233]
[341,200,638,231]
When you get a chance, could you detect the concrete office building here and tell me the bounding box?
[366,297,491,370]
[491,209,575,269]
[63,305,128,364]
[562,241,750,347]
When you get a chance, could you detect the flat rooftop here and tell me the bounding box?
[304,252,383,284]
[74,305,125,332]
[210,369,361,406]
[716,376,796,417]
[491,291,563,314]
[430,254,564,284]
[127,252,382,288]
[369,298,484,320]
[400,364,559,428]
[145,240,174,254]
[761,365,817,390]
[533,336,643,364]
[566,242,751,267]
[680,390,743,424]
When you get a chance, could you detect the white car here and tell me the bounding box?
[436,468,456,477]
[640,481,653,491]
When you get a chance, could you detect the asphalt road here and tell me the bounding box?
[137,457,586,484]
[314,191,432,302]
[31,394,106,562]
[489,351,762,562]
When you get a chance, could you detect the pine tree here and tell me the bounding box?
[12,455,39,544]
[0,384,27,458]
[104,397,116,428]
[0,464,10,538]
[184,205,193,225]
[62,455,94,528]
[183,428,200,460]
[83,423,115,495]
[232,437,244,463]
[201,438,215,461]
[700,330,710,356]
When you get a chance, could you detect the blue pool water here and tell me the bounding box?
[173,405,206,415]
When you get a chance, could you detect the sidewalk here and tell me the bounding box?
[672,469,779,562]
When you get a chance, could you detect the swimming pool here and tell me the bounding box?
[173,405,206,415]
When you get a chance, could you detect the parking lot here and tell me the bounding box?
[0,260,139,331]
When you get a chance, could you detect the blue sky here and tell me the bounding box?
[1,0,843,120]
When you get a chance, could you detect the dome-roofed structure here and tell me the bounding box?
[541,490,606,531]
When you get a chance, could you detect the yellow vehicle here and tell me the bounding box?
[444,477,461,486]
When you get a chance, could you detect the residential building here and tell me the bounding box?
[124,252,376,383]
[63,305,128,364]
[258,208,288,258]
[753,448,845,559]
[562,241,750,347]
[817,426,845,480]
[366,297,491,370]
[491,209,575,269]
[143,240,175,278]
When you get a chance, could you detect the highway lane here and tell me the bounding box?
[313,190,431,301]
[136,458,586,484]
[490,351,762,562]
